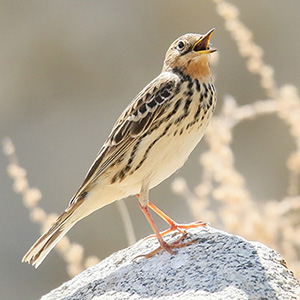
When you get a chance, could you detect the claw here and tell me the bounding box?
[137,197,206,260]
[135,232,197,260]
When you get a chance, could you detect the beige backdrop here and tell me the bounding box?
[1,1,299,299]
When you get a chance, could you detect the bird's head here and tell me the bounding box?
[163,29,216,81]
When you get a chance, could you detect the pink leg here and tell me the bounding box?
[145,201,206,239]
[137,195,204,258]
[139,203,176,256]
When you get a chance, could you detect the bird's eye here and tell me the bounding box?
[176,41,185,50]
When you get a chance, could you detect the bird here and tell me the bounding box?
[22,29,217,267]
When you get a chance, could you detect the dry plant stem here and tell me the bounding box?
[116,200,137,245]
[171,0,300,279]
[2,138,100,277]
[212,0,277,98]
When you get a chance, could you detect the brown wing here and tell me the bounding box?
[69,72,180,204]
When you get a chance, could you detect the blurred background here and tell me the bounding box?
[1,0,300,299]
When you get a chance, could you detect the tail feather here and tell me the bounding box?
[22,202,82,268]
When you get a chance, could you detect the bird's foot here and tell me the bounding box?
[144,220,207,241]
[136,232,197,259]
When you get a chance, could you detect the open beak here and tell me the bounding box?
[193,28,216,54]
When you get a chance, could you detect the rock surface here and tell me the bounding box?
[42,226,300,300]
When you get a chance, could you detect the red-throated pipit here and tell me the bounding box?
[23,29,217,267]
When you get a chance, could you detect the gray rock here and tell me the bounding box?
[41,226,300,300]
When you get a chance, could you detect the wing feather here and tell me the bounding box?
[70,72,180,204]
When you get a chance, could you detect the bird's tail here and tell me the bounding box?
[22,201,83,268]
